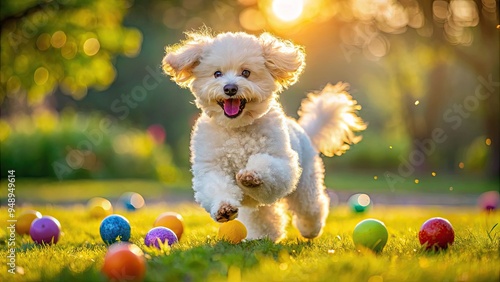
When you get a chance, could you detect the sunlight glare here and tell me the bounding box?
[272,0,304,22]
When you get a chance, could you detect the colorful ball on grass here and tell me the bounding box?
[153,212,184,240]
[352,219,388,252]
[100,214,131,245]
[218,220,247,244]
[102,243,146,282]
[348,193,372,213]
[118,192,145,211]
[144,227,178,249]
[478,191,500,212]
[87,197,113,218]
[419,217,454,250]
[30,216,61,245]
[16,210,42,235]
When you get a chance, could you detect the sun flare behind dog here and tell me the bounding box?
[162,30,366,241]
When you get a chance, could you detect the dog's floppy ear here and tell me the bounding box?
[259,33,305,92]
[162,32,211,88]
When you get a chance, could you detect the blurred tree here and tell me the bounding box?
[2,0,496,177]
[337,0,498,176]
[0,0,142,108]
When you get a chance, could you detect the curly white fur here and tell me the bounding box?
[298,82,367,157]
[162,30,365,241]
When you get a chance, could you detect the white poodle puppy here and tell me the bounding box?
[162,30,366,241]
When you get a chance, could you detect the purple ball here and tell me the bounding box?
[30,216,61,244]
[144,227,178,249]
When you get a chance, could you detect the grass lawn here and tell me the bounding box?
[1,199,499,281]
[3,170,498,205]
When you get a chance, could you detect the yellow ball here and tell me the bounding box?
[153,212,184,240]
[87,197,113,218]
[16,210,42,235]
[218,220,247,244]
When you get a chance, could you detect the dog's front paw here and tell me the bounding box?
[236,170,263,188]
[216,202,238,222]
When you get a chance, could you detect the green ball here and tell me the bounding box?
[352,219,388,252]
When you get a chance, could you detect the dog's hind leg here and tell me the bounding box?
[238,202,288,242]
[286,155,330,239]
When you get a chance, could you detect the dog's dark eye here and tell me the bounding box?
[214,71,222,78]
[241,69,251,78]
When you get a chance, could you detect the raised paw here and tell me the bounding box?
[236,170,263,188]
[216,202,238,222]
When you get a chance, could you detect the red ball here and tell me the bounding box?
[419,217,455,250]
[102,243,146,282]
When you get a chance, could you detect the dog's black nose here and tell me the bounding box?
[223,84,238,96]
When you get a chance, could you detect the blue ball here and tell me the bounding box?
[99,214,131,245]
[118,192,145,211]
[348,193,372,213]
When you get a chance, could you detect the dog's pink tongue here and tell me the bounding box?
[223,99,241,116]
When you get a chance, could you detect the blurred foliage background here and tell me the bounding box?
[0,0,498,184]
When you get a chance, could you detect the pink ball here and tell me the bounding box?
[478,191,500,211]
[30,216,61,245]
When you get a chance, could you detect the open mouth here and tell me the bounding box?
[217,99,247,118]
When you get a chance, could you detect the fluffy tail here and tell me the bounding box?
[298,82,367,157]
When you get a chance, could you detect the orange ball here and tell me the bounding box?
[102,243,146,282]
[88,197,113,218]
[16,210,42,235]
[153,212,184,240]
[218,220,247,244]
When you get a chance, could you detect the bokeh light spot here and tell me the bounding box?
[123,29,142,58]
[83,38,100,56]
[272,0,304,22]
[129,193,145,210]
[367,36,389,58]
[147,124,166,144]
[414,179,419,184]
[51,31,67,48]
[6,76,21,94]
[485,138,491,146]
[240,8,266,31]
[34,67,49,85]
[36,33,51,51]
[458,162,465,169]
[433,0,449,22]
[357,194,371,207]
[61,41,78,60]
